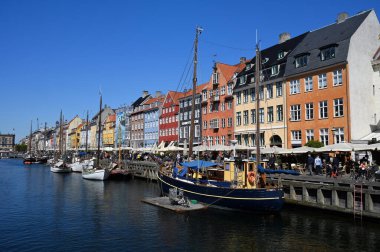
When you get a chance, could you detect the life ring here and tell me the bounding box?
[248,171,256,185]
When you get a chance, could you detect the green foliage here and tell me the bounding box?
[15,144,27,152]
[304,140,324,148]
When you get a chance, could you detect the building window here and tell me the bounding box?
[220,86,225,95]
[195,125,200,137]
[333,127,344,143]
[278,51,285,59]
[267,106,274,122]
[290,104,301,121]
[291,130,302,141]
[290,80,300,94]
[221,136,225,145]
[215,136,219,145]
[305,76,313,92]
[321,46,335,61]
[221,102,225,111]
[334,98,344,117]
[236,112,241,126]
[227,101,232,110]
[227,84,233,95]
[320,128,329,146]
[306,129,314,142]
[221,118,226,128]
[276,82,282,97]
[212,72,219,84]
[266,84,273,99]
[202,91,207,101]
[295,55,308,68]
[259,108,264,123]
[243,110,249,125]
[250,109,256,124]
[236,92,241,105]
[227,118,233,127]
[305,103,314,120]
[318,73,327,89]
[276,105,283,121]
[203,121,207,129]
[250,88,255,101]
[243,90,249,103]
[271,65,279,76]
[319,100,328,119]
[202,107,207,115]
[333,69,343,86]
[259,86,264,100]
[239,75,247,85]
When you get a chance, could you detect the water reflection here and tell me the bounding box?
[1,159,380,252]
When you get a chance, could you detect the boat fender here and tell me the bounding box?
[248,171,256,185]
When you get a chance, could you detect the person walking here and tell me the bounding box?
[332,155,340,178]
[307,154,314,176]
[314,155,322,175]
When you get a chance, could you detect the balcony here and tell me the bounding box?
[212,80,219,86]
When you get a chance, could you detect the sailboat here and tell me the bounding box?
[70,111,91,172]
[82,95,110,180]
[50,111,71,173]
[157,28,284,212]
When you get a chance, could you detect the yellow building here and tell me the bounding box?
[233,33,308,148]
[103,114,116,147]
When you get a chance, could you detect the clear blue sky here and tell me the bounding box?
[1,0,379,142]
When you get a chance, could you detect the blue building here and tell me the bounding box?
[143,93,164,148]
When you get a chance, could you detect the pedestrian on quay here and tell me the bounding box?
[314,155,322,175]
[332,154,340,178]
[325,160,332,178]
[307,153,314,176]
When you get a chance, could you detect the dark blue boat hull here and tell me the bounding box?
[158,172,284,212]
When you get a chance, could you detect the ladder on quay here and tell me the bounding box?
[353,182,363,221]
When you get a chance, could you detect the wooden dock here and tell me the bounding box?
[142,197,207,213]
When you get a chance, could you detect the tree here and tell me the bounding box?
[15,144,27,152]
[305,140,324,148]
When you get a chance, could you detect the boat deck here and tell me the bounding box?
[141,197,207,213]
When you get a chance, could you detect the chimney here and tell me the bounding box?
[279,33,291,44]
[142,90,149,97]
[337,12,349,23]
[240,57,246,64]
[155,91,162,97]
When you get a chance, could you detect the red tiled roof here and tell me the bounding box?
[107,114,116,122]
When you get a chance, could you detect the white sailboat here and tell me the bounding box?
[82,95,110,181]
[50,110,71,173]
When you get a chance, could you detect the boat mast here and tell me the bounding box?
[255,44,261,165]
[85,110,89,154]
[188,26,202,157]
[96,95,102,167]
[28,121,32,154]
[59,110,63,157]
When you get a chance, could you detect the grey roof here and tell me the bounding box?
[284,10,371,77]
[234,32,309,90]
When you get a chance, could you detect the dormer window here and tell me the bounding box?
[212,72,219,84]
[271,65,280,76]
[278,51,285,59]
[295,54,309,68]
[320,46,336,61]
[239,75,247,85]
[262,58,269,64]
[245,63,252,71]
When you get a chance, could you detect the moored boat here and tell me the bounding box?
[158,159,284,212]
[50,160,71,173]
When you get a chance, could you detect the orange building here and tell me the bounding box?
[284,11,380,147]
[201,61,245,146]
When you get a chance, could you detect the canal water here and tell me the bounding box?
[0,159,379,252]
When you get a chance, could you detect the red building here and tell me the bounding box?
[202,61,246,146]
[159,91,183,145]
